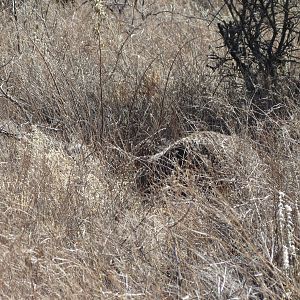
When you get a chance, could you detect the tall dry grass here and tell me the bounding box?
[0,0,299,299]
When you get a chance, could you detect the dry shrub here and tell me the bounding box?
[0,0,222,148]
[0,0,299,299]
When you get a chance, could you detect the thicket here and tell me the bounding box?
[0,0,299,299]
[211,0,300,116]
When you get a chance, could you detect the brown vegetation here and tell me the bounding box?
[135,131,266,194]
[0,0,299,299]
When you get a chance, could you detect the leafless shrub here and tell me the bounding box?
[210,0,300,115]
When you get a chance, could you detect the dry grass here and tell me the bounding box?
[0,0,299,299]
